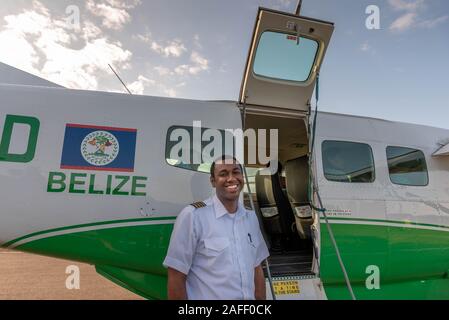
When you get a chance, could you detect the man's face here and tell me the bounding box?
[210,161,244,202]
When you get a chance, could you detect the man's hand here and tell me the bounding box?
[167,267,187,300]
[254,264,266,300]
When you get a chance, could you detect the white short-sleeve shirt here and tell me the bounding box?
[163,195,270,300]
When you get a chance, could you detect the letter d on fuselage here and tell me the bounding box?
[0,114,40,163]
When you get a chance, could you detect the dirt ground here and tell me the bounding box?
[0,249,144,300]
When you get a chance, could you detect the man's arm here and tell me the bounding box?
[163,206,197,300]
[167,267,188,300]
[254,264,266,300]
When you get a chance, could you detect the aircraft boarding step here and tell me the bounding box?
[263,249,313,277]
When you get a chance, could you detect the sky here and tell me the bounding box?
[0,0,448,128]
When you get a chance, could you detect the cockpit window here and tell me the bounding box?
[253,31,318,82]
[386,146,428,186]
[322,141,375,183]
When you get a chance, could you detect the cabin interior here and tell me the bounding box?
[243,112,315,277]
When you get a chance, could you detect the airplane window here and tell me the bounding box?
[386,146,428,186]
[165,126,234,173]
[322,141,375,183]
[253,31,318,82]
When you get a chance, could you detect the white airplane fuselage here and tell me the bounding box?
[0,83,448,299]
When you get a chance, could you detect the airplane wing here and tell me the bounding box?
[0,62,63,88]
[432,143,449,156]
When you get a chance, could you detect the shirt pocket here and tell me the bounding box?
[246,233,260,261]
[202,237,230,257]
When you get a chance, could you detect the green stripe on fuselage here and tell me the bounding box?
[5,217,449,299]
[324,216,449,231]
[10,221,175,300]
[3,216,176,248]
[320,221,449,299]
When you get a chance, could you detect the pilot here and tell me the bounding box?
[163,155,270,300]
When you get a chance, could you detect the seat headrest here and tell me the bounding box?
[255,169,275,205]
[285,156,309,203]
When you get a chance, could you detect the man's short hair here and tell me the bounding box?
[210,155,243,177]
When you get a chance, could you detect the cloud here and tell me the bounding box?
[86,0,141,30]
[154,66,171,76]
[359,42,376,55]
[104,0,142,9]
[189,51,209,74]
[127,74,178,98]
[163,88,177,98]
[390,12,418,32]
[82,21,103,40]
[218,63,228,73]
[388,0,422,32]
[360,42,371,52]
[127,75,155,94]
[133,32,151,43]
[136,32,188,59]
[360,44,370,52]
[134,31,209,89]
[193,34,202,49]
[174,65,189,76]
[418,15,449,28]
[174,51,209,76]
[387,0,447,32]
[0,1,132,90]
[151,39,187,58]
[388,0,425,12]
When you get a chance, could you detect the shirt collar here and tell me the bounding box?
[213,195,245,219]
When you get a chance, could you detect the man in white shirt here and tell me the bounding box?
[163,156,270,300]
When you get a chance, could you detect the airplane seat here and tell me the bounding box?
[285,156,313,239]
[255,163,297,252]
[245,193,271,250]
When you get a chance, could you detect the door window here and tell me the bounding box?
[253,31,318,82]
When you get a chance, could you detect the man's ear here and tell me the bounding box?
[210,175,216,188]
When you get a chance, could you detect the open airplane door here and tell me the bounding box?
[239,8,334,114]
[239,8,334,300]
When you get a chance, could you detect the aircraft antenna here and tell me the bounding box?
[295,0,303,15]
[108,64,132,95]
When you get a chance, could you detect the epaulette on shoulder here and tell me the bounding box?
[190,201,207,209]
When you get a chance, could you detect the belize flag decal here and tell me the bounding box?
[60,124,137,172]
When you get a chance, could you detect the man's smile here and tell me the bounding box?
[225,184,240,192]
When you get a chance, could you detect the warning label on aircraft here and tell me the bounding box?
[273,280,300,295]
[60,124,137,172]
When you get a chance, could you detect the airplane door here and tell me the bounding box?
[239,8,334,113]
